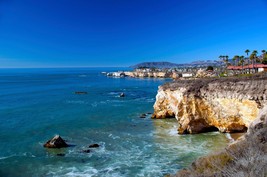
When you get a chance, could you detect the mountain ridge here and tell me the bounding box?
[130,60,224,69]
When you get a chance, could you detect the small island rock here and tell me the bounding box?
[43,135,69,148]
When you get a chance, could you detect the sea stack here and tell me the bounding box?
[43,135,69,148]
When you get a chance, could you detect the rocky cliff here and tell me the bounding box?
[174,105,267,177]
[152,75,267,134]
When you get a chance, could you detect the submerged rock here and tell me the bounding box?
[75,91,88,94]
[82,149,91,153]
[139,114,147,118]
[56,153,65,156]
[89,144,100,148]
[43,135,69,148]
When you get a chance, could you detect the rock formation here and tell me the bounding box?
[89,144,100,148]
[43,135,69,148]
[152,75,267,134]
[173,105,267,177]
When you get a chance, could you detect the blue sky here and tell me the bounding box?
[0,0,267,68]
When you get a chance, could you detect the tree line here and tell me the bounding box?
[219,49,267,70]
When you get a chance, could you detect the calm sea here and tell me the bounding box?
[0,68,228,177]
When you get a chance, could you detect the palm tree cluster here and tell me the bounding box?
[220,50,267,66]
[219,49,267,74]
[219,55,229,65]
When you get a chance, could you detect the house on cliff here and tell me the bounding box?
[227,64,267,73]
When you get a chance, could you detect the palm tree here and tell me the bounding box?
[245,49,250,65]
[252,50,258,55]
[245,49,250,57]
[250,51,258,73]
[261,50,266,62]
[252,50,258,64]
[233,55,239,66]
[240,56,245,74]
[225,55,229,62]
[219,55,224,61]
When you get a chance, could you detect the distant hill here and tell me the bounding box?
[130,60,224,69]
[130,62,179,69]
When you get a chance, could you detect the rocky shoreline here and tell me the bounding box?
[151,74,267,176]
[173,105,267,177]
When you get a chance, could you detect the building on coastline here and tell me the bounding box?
[227,64,267,73]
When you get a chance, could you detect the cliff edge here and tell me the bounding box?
[152,75,267,134]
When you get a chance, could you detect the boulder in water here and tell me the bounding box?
[43,135,69,148]
[89,144,100,148]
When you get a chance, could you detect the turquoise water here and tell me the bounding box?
[0,68,228,177]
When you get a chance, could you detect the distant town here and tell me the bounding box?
[104,49,267,79]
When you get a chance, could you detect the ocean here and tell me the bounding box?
[0,68,229,177]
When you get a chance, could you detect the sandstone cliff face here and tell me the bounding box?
[174,105,267,177]
[152,76,267,134]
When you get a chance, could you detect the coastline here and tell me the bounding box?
[150,74,267,176]
[2,68,225,176]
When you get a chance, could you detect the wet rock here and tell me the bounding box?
[43,135,69,148]
[139,113,147,118]
[75,91,88,94]
[89,144,100,148]
[82,149,91,153]
[120,93,125,97]
[56,153,65,156]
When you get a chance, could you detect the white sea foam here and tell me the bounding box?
[0,155,14,160]
[66,100,86,104]
[91,102,98,107]
[168,127,179,136]
[108,134,120,139]
[225,133,235,142]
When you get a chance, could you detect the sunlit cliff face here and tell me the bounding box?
[152,77,267,134]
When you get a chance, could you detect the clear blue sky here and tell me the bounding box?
[0,0,267,68]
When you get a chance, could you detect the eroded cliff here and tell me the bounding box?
[152,75,267,134]
[174,105,267,177]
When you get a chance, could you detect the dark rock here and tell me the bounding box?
[139,114,147,118]
[151,114,156,119]
[56,153,65,156]
[120,93,125,97]
[75,91,88,94]
[89,144,100,148]
[82,149,91,153]
[43,135,69,148]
